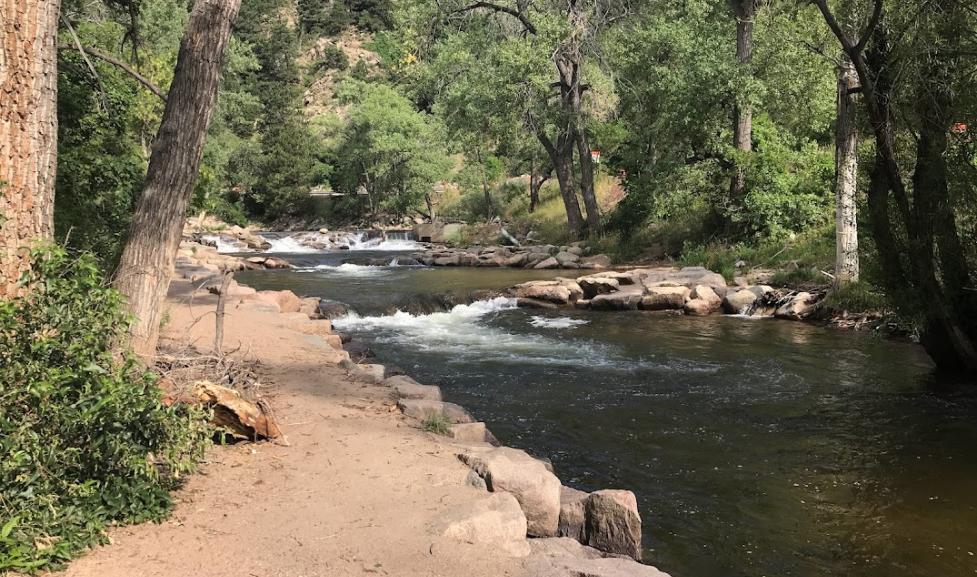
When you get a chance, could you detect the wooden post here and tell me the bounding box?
[214,270,232,355]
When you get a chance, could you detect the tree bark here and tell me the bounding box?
[728,0,755,210]
[113,0,242,359]
[834,57,859,284]
[575,127,601,234]
[536,130,584,238]
[0,0,60,297]
[529,152,551,214]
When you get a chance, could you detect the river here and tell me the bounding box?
[235,245,977,577]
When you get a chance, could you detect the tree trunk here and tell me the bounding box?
[575,128,601,235]
[475,146,494,218]
[529,153,551,214]
[0,0,60,297]
[113,0,242,359]
[536,130,584,238]
[728,0,755,209]
[834,57,859,284]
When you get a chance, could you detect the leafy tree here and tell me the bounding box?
[330,81,451,216]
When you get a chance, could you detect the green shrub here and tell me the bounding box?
[0,247,209,572]
[421,414,452,436]
[314,45,349,73]
[823,281,889,313]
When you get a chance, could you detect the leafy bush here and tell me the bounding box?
[0,247,209,572]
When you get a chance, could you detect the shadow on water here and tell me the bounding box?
[238,258,977,577]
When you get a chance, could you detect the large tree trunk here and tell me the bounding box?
[536,130,584,238]
[0,0,60,297]
[529,153,551,214]
[575,128,601,235]
[728,0,755,210]
[114,0,242,359]
[834,57,859,284]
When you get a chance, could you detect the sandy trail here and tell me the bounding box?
[60,278,522,577]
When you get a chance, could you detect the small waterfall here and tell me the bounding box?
[261,230,422,252]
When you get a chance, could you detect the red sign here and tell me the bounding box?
[951,122,968,134]
[591,150,601,163]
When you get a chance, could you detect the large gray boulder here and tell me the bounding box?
[684,285,722,316]
[433,492,530,557]
[638,286,689,311]
[459,447,563,537]
[534,257,561,270]
[392,382,442,402]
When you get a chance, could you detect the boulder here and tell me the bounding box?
[585,490,643,561]
[208,278,256,298]
[298,297,321,319]
[346,362,387,384]
[393,382,443,402]
[459,447,562,537]
[557,280,584,302]
[578,276,620,299]
[589,287,645,311]
[505,252,530,267]
[262,257,291,269]
[525,538,669,577]
[433,492,530,557]
[254,290,303,314]
[383,374,420,387]
[775,291,818,320]
[398,399,475,424]
[557,486,589,542]
[722,289,759,314]
[534,257,561,270]
[447,422,501,446]
[316,299,352,320]
[579,254,613,269]
[639,286,689,311]
[510,281,573,305]
[554,251,580,265]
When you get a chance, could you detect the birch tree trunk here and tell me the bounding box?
[834,58,859,284]
[114,0,242,359]
[0,0,60,297]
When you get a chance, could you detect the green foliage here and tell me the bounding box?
[330,81,451,216]
[0,247,209,572]
[421,413,452,436]
[314,44,350,72]
[823,282,889,314]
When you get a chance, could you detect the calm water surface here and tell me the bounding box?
[237,251,977,577]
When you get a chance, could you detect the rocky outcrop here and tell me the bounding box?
[416,242,612,270]
[459,447,563,537]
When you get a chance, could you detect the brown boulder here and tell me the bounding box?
[585,490,642,561]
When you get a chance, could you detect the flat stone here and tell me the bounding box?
[448,422,501,446]
[510,281,573,305]
[346,363,386,384]
[393,382,442,401]
[534,257,561,270]
[590,288,644,311]
[525,538,670,577]
[397,399,475,424]
[433,492,530,557]
[578,276,620,299]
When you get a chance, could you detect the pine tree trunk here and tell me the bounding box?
[834,58,859,284]
[0,0,60,297]
[113,0,242,359]
[728,0,755,210]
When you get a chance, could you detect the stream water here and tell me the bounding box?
[235,246,977,577]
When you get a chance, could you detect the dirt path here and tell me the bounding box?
[60,278,523,577]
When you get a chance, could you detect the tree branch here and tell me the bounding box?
[853,0,884,55]
[61,17,110,114]
[450,1,537,34]
[58,43,167,102]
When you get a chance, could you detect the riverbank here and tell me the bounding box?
[58,244,668,577]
